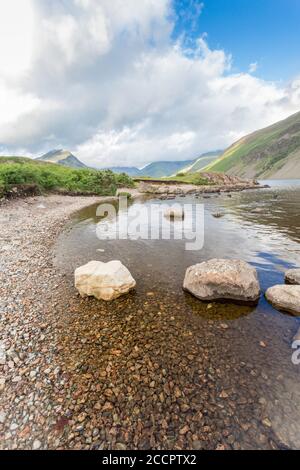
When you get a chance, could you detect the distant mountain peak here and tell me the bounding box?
[37,149,87,169]
[104,153,221,178]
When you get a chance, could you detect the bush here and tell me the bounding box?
[0,157,134,198]
[115,172,135,188]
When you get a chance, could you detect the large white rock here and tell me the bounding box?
[285,269,300,285]
[75,260,136,301]
[183,259,260,304]
[265,285,300,316]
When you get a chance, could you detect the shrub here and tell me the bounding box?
[0,157,134,198]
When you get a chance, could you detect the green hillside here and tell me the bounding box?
[179,151,221,174]
[140,160,194,178]
[205,111,300,179]
[0,157,133,198]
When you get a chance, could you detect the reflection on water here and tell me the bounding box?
[54,181,300,449]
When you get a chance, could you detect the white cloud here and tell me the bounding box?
[0,0,35,78]
[0,0,300,166]
[249,62,258,73]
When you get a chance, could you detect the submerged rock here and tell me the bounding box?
[183,259,260,304]
[75,260,136,301]
[285,269,300,285]
[265,285,300,316]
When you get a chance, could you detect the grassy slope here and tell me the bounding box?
[140,160,194,178]
[180,152,221,174]
[205,111,300,178]
[0,157,134,198]
[134,173,211,185]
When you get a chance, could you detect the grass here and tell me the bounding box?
[0,157,134,198]
[205,110,300,176]
[134,173,211,185]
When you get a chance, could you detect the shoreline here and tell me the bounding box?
[0,194,123,449]
[135,181,267,197]
[0,191,293,450]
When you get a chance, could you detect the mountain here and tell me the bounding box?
[205,111,300,179]
[37,150,87,169]
[104,166,141,176]
[106,160,195,178]
[140,160,195,178]
[177,151,222,174]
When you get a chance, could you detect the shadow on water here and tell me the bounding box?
[183,292,255,321]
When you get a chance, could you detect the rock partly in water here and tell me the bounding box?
[75,260,136,301]
[265,285,300,316]
[183,259,260,304]
[285,269,300,285]
[164,207,185,220]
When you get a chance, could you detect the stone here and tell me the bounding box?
[12,376,22,383]
[0,342,6,365]
[192,440,202,450]
[0,377,5,392]
[115,443,127,450]
[0,411,6,424]
[75,260,136,301]
[265,285,300,316]
[183,259,260,304]
[33,439,42,450]
[179,425,189,435]
[164,207,184,220]
[262,418,272,428]
[285,269,300,285]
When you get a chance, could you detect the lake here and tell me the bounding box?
[54,180,300,450]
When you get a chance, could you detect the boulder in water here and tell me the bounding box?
[265,285,300,316]
[285,269,300,285]
[183,259,260,304]
[164,207,185,220]
[75,260,136,301]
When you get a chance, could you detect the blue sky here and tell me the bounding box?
[173,0,300,81]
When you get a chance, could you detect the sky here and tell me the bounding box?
[0,0,300,168]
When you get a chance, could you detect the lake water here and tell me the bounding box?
[54,180,300,450]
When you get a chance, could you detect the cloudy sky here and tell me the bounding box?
[0,0,300,168]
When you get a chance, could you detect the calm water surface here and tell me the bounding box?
[54,180,300,449]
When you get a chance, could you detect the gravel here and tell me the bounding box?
[0,194,298,450]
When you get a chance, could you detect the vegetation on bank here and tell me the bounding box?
[0,157,134,198]
[134,172,212,185]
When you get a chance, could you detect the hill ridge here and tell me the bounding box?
[205,111,300,179]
